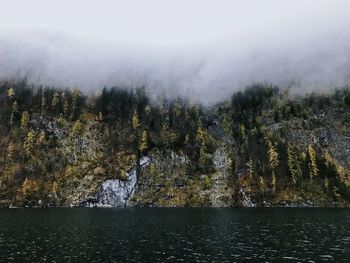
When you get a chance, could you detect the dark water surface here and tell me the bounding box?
[0,208,350,262]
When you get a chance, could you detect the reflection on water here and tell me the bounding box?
[0,208,350,262]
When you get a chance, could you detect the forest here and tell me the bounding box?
[1,79,350,207]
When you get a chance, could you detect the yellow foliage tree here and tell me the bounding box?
[162,126,177,149]
[139,130,148,154]
[24,130,35,156]
[268,141,279,193]
[149,163,157,176]
[248,157,254,179]
[308,144,318,182]
[259,176,265,193]
[52,181,59,195]
[72,120,84,136]
[240,124,248,144]
[7,142,15,160]
[7,87,15,97]
[324,150,349,186]
[173,102,182,117]
[132,110,140,130]
[20,111,30,130]
[10,101,18,125]
[38,130,46,145]
[196,127,210,146]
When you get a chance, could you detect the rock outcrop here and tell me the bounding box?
[80,157,150,207]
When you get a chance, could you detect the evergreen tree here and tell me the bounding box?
[24,130,35,156]
[38,130,46,146]
[196,127,213,172]
[62,92,69,117]
[51,92,60,112]
[308,144,318,182]
[259,176,265,194]
[72,120,84,136]
[268,141,279,193]
[248,157,254,179]
[10,101,18,125]
[140,130,148,154]
[71,87,82,120]
[20,111,30,131]
[287,145,302,186]
[41,93,47,114]
[7,87,15,97]
[7,142,15,160]
[132,110,140,130]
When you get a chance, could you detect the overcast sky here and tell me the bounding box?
[1,0,350,104]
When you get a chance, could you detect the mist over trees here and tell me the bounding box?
[0,79,350,206]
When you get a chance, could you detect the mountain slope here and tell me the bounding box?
[0,81,349,207]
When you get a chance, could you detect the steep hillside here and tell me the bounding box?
[0,81,350,207]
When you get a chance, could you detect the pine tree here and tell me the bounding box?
[240,124,248,144]
[196,126,213,172]
[198,144,211,169]
[41,94,47,114]
[139,130,148,154]
[52,181,59,195]
[268,141,279,193]
[51,92,60,112]
[62,92,69,117]
[7,142,15,160]
[324,176,329,190]
[72,120,83,136]
[308,144,318,182]
[162,126,177,150]
[7,87,15,97]
[324,150,347,183]
[287,145,302,186]
[38,130,46,145]
[196,127,210,145]
[259,176,265,193]
[10,101,18,125]
[132,110,140,130]
[173,102,182,118]
[71,87,81,120]
[248,157,254,179]
[20,111,30,130]
[24,130,35,156]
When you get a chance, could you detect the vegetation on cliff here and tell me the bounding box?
[0,79,350,207]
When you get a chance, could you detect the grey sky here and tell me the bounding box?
[1,0,350,104]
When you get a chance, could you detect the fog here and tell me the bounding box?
[1,0,350,105]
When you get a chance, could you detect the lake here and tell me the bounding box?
[0,208,350,262]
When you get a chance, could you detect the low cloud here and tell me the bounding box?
[1,1,350,105]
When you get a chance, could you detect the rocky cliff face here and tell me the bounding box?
[79,157,150,207]
[97,175,137,207]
